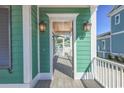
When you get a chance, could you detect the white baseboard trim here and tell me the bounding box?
[30,73,52,87]
[38,73,52,80]
[30,73,41,88]
[0,84,30,88]
[75,72,94,80]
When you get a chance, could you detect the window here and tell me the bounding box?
[98,45,100,51]
[102,40,105,50]
[0,6,11,71]
[115,14,120,25]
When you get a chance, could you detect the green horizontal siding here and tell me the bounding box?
[39,14,50,72]
[31,6,38,79]
[0,6,23,83]
[39,7,91,73]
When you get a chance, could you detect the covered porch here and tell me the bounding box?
[2,5,122,88]
[35,55,102,88]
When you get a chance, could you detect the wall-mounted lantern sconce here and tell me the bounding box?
[83,21,92,31]
[39,21,46,32]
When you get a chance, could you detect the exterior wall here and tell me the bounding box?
[39,8,91,73]
[39,12,50,72]
[111,10,124,33]
[97,38,110,58]
[111,9,124,54]
[31,6,38,79]
[0,6,23,83]
[112,33,124,54]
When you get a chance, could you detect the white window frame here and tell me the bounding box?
[98,45,100,52]
[102,40,105,50]
[115,14,120,25]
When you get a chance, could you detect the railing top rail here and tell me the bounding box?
[96,57,124,69]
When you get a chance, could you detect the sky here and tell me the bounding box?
[97,5,113,35]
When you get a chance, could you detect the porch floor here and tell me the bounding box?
[35,55,102,88]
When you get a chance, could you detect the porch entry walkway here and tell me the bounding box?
[35,55,102,88]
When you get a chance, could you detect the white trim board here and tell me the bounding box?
[108,6,124,17]
[97,36,111,40]
[97,51,110,53]
[31,73,52,87]
[37,6,40,73]
[47,13,79,80]
[90,6,97,80]
[115,13,120,25]
[38,73,52,80]
[75,72,93,80]
[111,30,124,36]
[0,84,30,88]
[112,52,124,56]
[22,5,32,84]
[30,73,40,88]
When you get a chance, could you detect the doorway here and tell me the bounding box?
[52,20,73,79]
[48,13,78,80]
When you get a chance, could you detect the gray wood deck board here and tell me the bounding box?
[35,55,102,88]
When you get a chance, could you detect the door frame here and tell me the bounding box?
[47,13,79,79]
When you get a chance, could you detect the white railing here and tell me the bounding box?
[93,57,124,88]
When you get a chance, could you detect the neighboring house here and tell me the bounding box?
[97,5,124,59]
[97,32,111,58]
[108,5,124,56]
[0,5,97,88]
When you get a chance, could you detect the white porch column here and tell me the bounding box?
[90,6,97,79]
[23,5,32,84]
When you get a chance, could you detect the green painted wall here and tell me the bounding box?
[39,8,91,73]
[31,5,38,78]
[0,6,23,83]
[39,13,50,72]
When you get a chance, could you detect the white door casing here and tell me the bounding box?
[47,13,79,79]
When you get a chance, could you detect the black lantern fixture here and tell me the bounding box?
[39,21,46,32]
[83,21,92,31]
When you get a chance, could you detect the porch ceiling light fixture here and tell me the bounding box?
[39,21,46,32]
[83,21,92,31]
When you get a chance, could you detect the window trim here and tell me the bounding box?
[0,6,12,72]
[115,14,120,25]
[102,40,106,50]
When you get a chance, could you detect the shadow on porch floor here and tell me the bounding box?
[34,79,103,88]
[34,55,103,88]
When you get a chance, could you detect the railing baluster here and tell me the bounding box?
[114,66,117,88]
[102,61,104,86]
[116,66,118,88]
[99,60,101,83]
[96,59,98,80]
[121,68,124,88]
[119,67,121,88]
[99,60,102,83]
[112,65,114,88]
[105,63,108,88]
[103,62,106,87]
[94,57,124,88]
[92,58,95,79]
[95,59,97,79]
[108,64,111,88]
[98,60,100,82]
